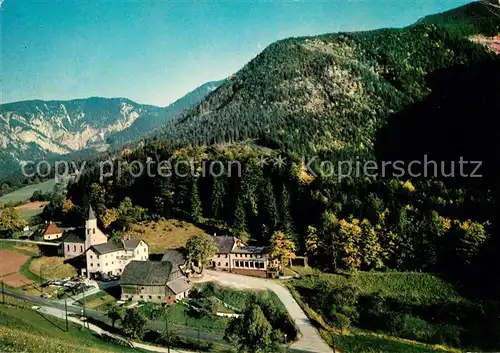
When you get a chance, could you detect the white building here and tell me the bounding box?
[210,236,275,278]
[85,238,149,278]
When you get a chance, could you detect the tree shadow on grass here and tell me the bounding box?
[36,311,66,332]
[333,331,444,353]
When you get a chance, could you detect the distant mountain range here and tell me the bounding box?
[0,80,223,177]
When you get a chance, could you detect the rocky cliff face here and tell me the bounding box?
[0,98,162,161]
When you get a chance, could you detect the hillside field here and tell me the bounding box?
[131,219,210,253]
[0,304,141,353]
[0,179,56,204]
[288,270,465,353]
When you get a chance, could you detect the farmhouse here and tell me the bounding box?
[210,236,274,277]
[120,260,192,304]
[85,238,149,278]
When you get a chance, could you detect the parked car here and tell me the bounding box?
[110,275,120,281]
[101,277,112,282]
[40,293,50,299]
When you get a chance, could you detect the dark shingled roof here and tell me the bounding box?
[61,228,86,244]
[88,239,142,255]
[123,239,141,250]
[232,245,269,254]
[90,242,122,255]
[121,261,172,286]
[161,249,186,267]
[211,236,235,254]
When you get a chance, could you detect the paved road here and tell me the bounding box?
[38,305,194,353]
[2,287,224,345]
[196,270,333,353]
[0,238,60,246]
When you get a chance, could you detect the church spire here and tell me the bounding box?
[88,205,96,221]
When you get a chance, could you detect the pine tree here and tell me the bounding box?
[189,177,202,222]
[278,184,295,238]
[211,176,226,219]
[260,179,278,235]
[233,195,247,234]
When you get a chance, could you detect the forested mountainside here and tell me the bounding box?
[8,2,498,350]
[157,24,496,159]
[0,80,223,181]
[419,0,500,36]
[34,4,498,344]
[63,0,500,292]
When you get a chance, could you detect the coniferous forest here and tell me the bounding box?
[17,1,500,350]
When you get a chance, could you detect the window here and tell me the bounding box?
[90,263,93,267]
[225,262,228,266]
[217,262,221,266]
[67,245,69,251]
[97,263,100,267]
[217,254,220,258]
[93,228,95,234]
[106,263,108,266]
[140,295,143,299]
[141,287,145,290]
[111,262,114,265]
[225,254,228,258]
[90,255,93,259]
[73,245,76,252]
[158,296,161,300]
[80,246,83,252]
[245,254,248,258]
[149,296,152,299]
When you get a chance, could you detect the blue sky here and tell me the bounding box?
[1,0,471,107]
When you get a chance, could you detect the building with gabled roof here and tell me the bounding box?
[85,237,149,278]
[42,222,63,241]
[120,260,192,304]
[210,235,275,277]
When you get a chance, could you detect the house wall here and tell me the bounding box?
[87,241,149,277]
[44,232,63,241]
[121,284,166,303]
[211,253,231,270]
[64,242,85,258]
[211,252,271,272]
[231,253,270,270]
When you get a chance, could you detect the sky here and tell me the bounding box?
[1,0,472,107]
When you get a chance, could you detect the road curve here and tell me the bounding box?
[196,270,333,353]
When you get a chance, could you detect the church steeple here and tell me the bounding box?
[88,205,96,221]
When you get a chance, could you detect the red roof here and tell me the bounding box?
[44,222,63,235]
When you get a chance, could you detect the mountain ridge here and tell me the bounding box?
[0,80,224,178]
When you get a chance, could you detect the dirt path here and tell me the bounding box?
[195,270,333,353]
[15,201,48,211]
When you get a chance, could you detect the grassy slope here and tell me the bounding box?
[0,179,56,204]
[288,269,463,353]
[29,256,77,281]
[131,219,210,253]
[0,304,141,353]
